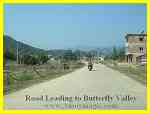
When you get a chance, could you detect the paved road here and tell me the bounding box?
[4,63,146,109]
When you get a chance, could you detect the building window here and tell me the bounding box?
[139,47,144,53]
[139,37,143,41]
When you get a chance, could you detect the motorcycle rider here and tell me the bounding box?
[88,60,93,71]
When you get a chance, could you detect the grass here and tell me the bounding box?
[17,72,34,81]
[102,60,147,85]
[4,61,85,95]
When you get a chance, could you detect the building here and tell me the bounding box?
[125,33,147,65]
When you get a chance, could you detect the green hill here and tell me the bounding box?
[3,35,47,61]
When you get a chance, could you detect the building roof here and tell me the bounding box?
[125,33,147,39]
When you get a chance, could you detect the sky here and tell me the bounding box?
[4,4,146,50]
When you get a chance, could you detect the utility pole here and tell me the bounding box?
[79,50,81,62]
[17,41,19,64]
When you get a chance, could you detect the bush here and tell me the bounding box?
[21,54,49,65]
[4,51,16,60]
[113,61,118,66]
[22,54,40,65]
[7,73,15,85]
[18,72,33,81]
[39,54,49,64]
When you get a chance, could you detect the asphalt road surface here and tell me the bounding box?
[4,63,146,109]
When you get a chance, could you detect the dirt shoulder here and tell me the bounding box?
[102,60,147,85]
[4,61,85,95]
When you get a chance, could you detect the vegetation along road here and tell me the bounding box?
[4,63,146,109]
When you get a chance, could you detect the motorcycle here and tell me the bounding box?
[88,64,93,71]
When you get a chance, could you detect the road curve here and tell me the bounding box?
[4,63,146,109]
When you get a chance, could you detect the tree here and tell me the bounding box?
[63,50,72,61]
[23,54,40,65]
[39,54,49,64]
[73,50,81,60]
[110,46,125,61]
[118,47,125,61]
[4,51,16,60]
[112,46,118,60]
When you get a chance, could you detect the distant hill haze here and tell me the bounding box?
[3,35,123,62]
[3,35,47,60]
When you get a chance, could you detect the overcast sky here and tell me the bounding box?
[4,4,146,50]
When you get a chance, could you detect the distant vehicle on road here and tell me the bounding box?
[88,61,93,71]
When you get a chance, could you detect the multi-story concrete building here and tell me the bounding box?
[125,33,147,65]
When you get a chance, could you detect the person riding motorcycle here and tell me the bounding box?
[88,61,93,71]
